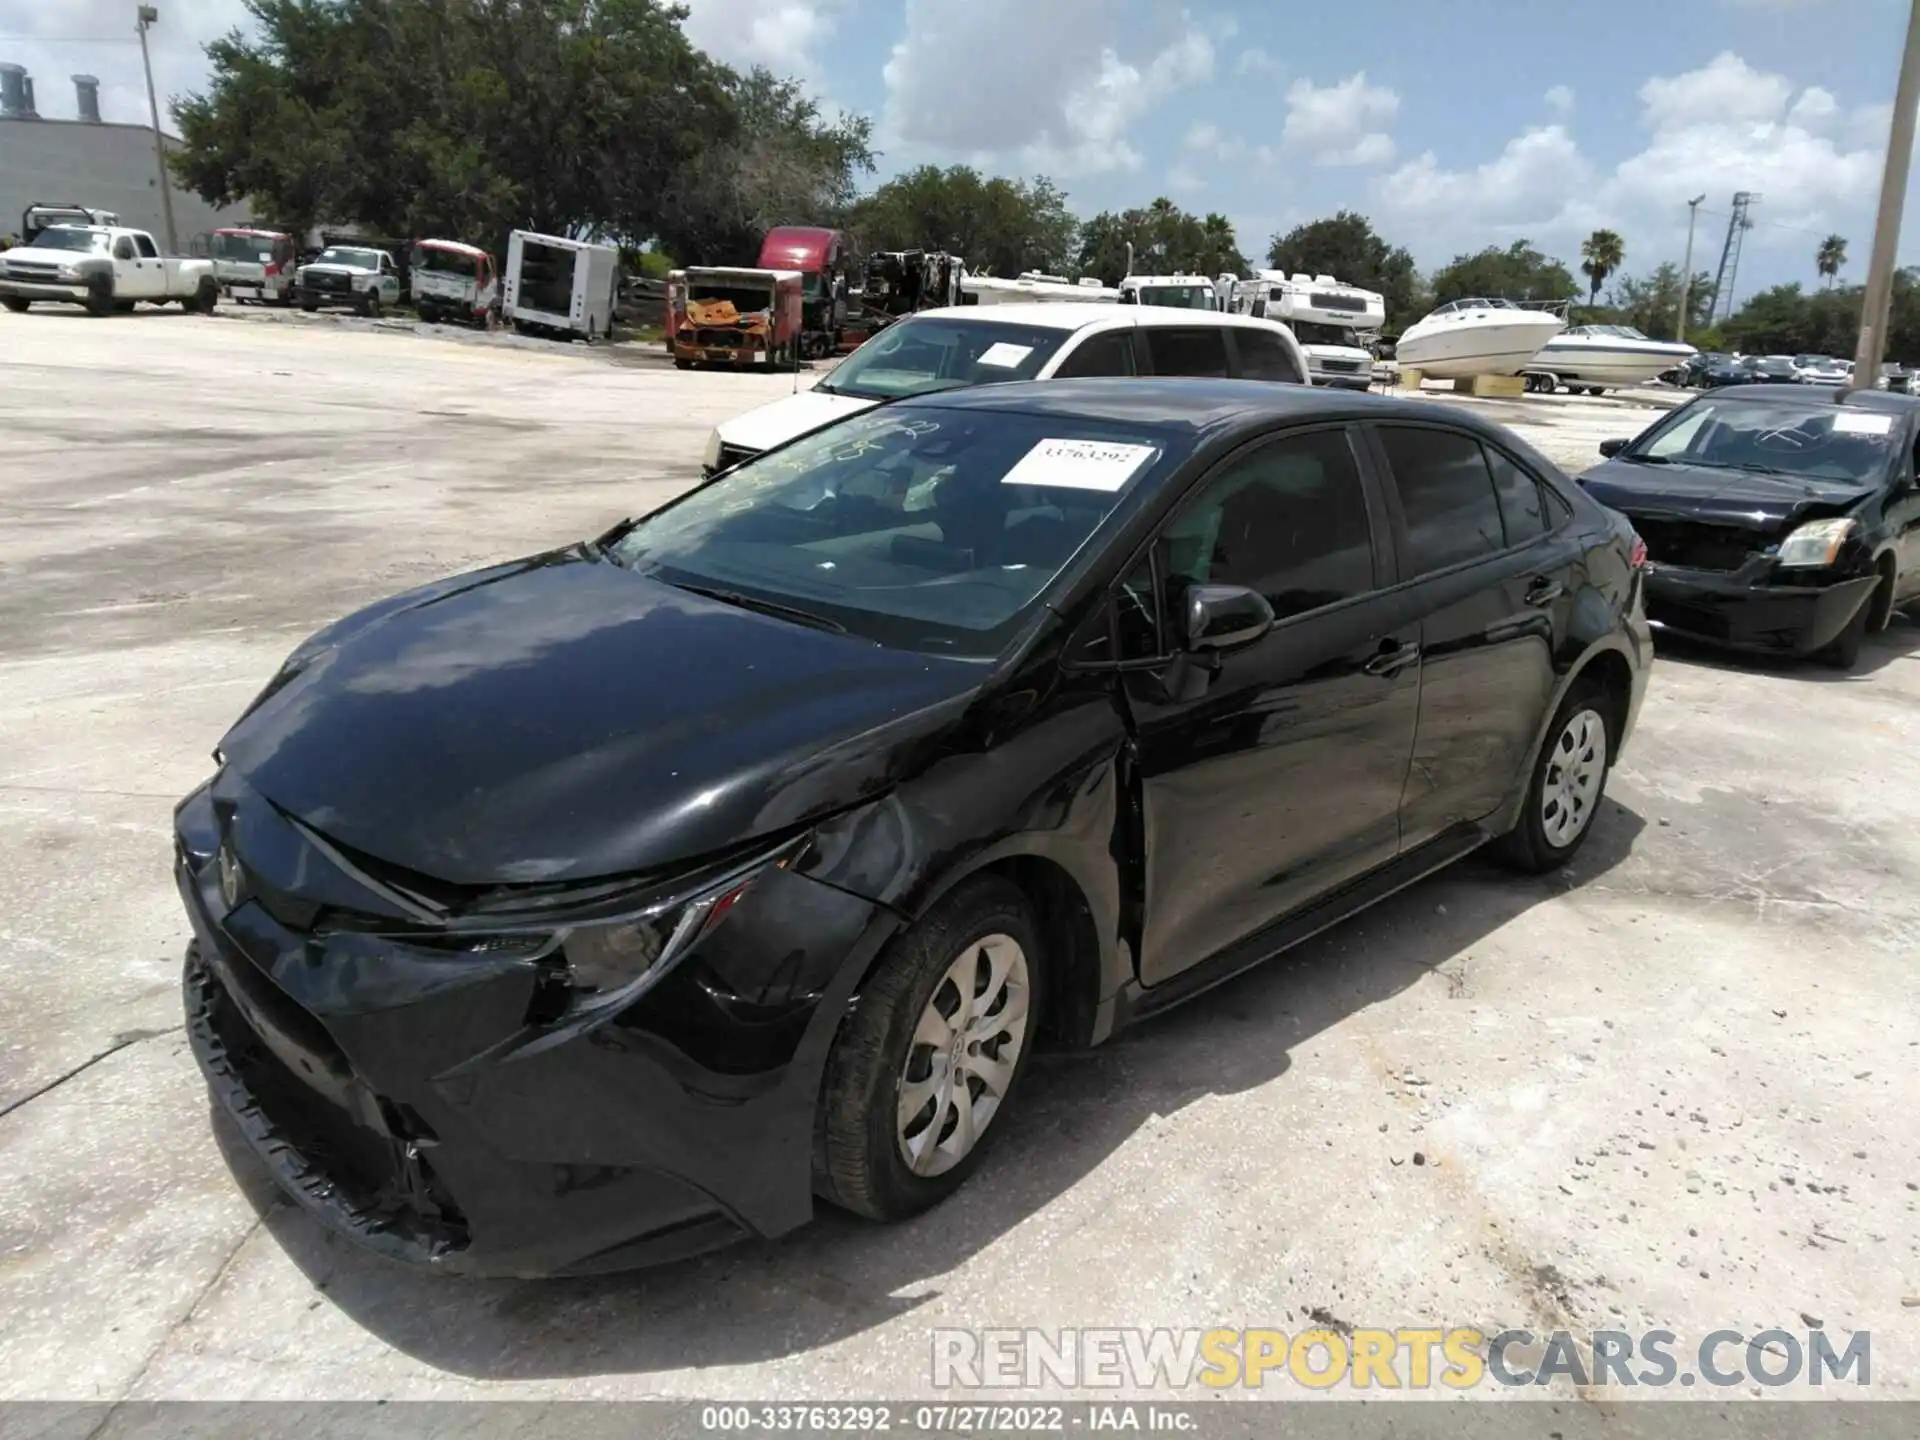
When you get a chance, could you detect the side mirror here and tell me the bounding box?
[1598,438,1631,458]
[1183,583,1274,652]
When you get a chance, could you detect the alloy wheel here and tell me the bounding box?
[1541,707,1607,848]
[896,933,1031,1177]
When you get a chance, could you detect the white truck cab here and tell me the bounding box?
[1117,274,1220,310]
[1229,271,1384,390]
[0,224,217,315]
[296,244,402,315]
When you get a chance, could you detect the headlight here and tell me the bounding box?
[701,428,723,471]
[1773,517,1858,568]
[547,839,804,1019]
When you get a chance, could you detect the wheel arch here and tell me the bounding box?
[1488,635,1641,839]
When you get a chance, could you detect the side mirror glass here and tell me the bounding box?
[1599,438,1631,458]
[1183,583,1274,652]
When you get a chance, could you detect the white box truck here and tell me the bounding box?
[503,230,620,342]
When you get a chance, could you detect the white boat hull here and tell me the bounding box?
[1531,341,1696,388]
[1395,314,1564,379]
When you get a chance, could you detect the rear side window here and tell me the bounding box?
[1053,330,1137,378]
[1145,327,1230,378]
[1233,328,1306,384]
[1160,428,1374,621]
[1375,426,1505,575]
[1484,445,1548,545]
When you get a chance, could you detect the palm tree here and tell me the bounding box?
[1580,229,1625,306]
[1816,234,1848,289]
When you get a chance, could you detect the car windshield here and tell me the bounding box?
[1134,285,1214,309]
[814,317,1074,401]
[413,247,477,276]
[212,232,275,262]
[1292,320,1360,347]
[31,227,110,254]
[608,405,1184,655]
[1628,397,1900,485]
[316,247,381,269]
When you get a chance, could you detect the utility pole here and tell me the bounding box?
[136,4,178,254]
[1676,193,1706,344]
[1851,0,1920,392]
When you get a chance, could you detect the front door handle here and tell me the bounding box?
[1524,576,1565,606]
[1363,639,1420,677]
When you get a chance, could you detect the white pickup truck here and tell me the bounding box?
[0,224,218,315]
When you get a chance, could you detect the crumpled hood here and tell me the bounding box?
[716,387,878,454]
[218,552,986,885]
[1578,459,1873,531]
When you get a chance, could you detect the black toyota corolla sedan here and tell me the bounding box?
[1581,384,1920,667]
[177,379,1651,1277]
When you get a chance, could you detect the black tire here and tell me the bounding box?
[1815,593,1870,669]
[192,279,219,314]
[816,875,1045,1222]
[361,290,381,318]
[85,274,115,317]
[674,357,692,370]
[418,302,438,325]
[1491,677,1614,874]
[300,298,318,313]
[115,299,137,314]
[1,296,28,313]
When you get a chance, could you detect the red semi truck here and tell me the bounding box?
[756,226,852,358]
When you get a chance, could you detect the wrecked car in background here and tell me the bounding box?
[1580,384,1920,668]
[667,266,803,369]
[411,239,499,327]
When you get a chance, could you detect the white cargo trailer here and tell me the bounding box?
[503,230,620,341]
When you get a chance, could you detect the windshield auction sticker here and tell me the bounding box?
[1001,439,1158,491]
[1832,411,1893,435]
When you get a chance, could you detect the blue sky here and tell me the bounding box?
[6,0,1915,302]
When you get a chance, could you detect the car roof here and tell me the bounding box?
[1717,383,1920,411]
[907,302,1299,333]
[890,376,1514,439]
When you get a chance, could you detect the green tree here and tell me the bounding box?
[170,0,740,255]
[1074,198,1247,284]
[1816,233,1848,290]
[1606,263,1714,341]
[1579,228,1625,306]
[1429,240,1576,307]
[1265,211,1420,326]
[846,165,1078,277]
[652,66,873,265]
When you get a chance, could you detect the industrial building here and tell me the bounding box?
[1,62,248,249]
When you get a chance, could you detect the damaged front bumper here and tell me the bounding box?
[175,776,891,1277]
[1642,565,1879,656]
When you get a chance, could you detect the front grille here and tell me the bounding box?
[715,443,760,471]
[309,273,351,292]
[5,262,59,280]
[1317,358,1367,374]
[1631,518,1763,572]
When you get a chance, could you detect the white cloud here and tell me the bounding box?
[881,0,1214,177]
[1544,84,1575,115]
[1237,47,1277,76]
[677,0,841,85]
[1281,71,1398,167]
[1375,51,1902,281]
[1184,120,1247,161]
[1166,162,1206,193]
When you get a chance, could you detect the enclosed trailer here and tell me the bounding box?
[503,230,619,341]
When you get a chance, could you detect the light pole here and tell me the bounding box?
[1676,194,1706,344]
[136,4,179,254]
[1850,0,1920,392]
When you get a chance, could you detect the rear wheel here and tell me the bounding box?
[1492,679,1613,873]
[190,278,219,314]
[816,875,1043,1221]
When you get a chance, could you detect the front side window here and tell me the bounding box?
[609,407,1187,656]
[1375,426,1505,575]
[133,233,159,258]
[1159,428,1374,621]
[815,318,1072,401]
[1146,327,1230,378]
[1233,328,1306,384]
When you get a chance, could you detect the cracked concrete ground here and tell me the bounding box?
[2,308,1917,1405]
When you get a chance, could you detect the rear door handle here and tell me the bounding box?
[1364,639,1420,677]
[1524,576,1565,606]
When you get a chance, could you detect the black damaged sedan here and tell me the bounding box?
[1581,385,1920,668]
[179,379,1650,1277]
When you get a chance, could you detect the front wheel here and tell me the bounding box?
[85,274,115,317]
[816,875,1043,1221]
[361,291,381,318]
[1,296,28,313]
[1492,680,1612,873]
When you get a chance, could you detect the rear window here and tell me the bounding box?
[815,318,1072,401]
[1233,328,1306,384]
[1145,327,1230,378]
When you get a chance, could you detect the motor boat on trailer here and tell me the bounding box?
[1528,324,1697,393]
[1394,297,1565,380]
